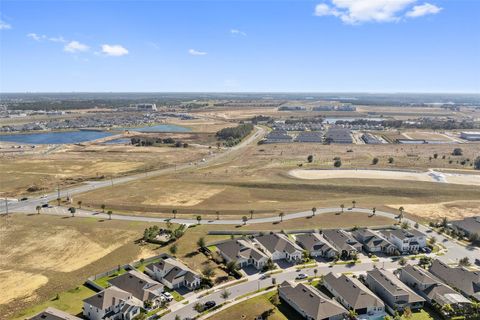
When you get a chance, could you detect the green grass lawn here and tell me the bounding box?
[164,288,184,302]
[402,309,441,320]
[12,285,96,320]
[135,258,162,273]
[92,268,127,288]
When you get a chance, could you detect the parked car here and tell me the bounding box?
[41,203,49,208]
[203,301,216,310]
[260,274,270,280]
[20,197,28,201]
[163,292,173,301]
[475,259,480,266]
[295,273,308,280]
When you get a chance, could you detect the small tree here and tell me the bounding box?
[202,263,215,279]
[452,148,463,156]
[226,261,239,274]
[307,155,313,163]
[403,307,412,319]
[172,209,177,219]
[399,257,407,266]
[169,243,178,256]
[220,289,231,302]
[334,159,342,167]
[279,212,285,222]
[312,207,317,217]
[372,207,376,215]
[69,207,76,217]
[340,204,345,213]
[372,157,379,165]
[458,257,470,267]
[398,206,405,221]
[250,210,254,219]
[196,215,202,225]
[107,210,112,220]
[36,205,41,214]
[388,157,394,164]
[197,237,206,249]
[77,200,82,209]
[101,204,106,212]
[242,216,248,225]
[428,236,437,246]
[352,200,356,208]
[216,211,220,220]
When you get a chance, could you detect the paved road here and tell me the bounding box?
[0,125,266,215]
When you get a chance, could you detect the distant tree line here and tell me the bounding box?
[131,137,188,148]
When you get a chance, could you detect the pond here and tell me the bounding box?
[0,130,114,144]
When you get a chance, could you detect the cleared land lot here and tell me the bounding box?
[289,169,480,186]
[0,142,213,197]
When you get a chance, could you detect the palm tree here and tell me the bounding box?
[101,204,106,213]
[196,215,202,225]
[36,205,41,215]
[107,210,112,220]
[441,303,454,314]
[312,207,317,217]
[372,207,376,215]
[352,200,356,208]
[313,268,318,278]
[77,200,82,209]
[340,204,345,213]
[220,289,231,302]
[197,237,206,249]
[242,216,248,225]
[216,211,220,220]
[279,212,285,222]
[172,209,177,219]
[398,206,405,221]
[347,309,358,320]
[250,210,254,220]
[225,261,239,274]
[57,197,61,206]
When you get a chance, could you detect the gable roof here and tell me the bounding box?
[108,270,163,301]
[217,239,269,262]
[83,286,132,310]
[254,233,302,255]
[451,216,480,236]
[324,273,384,310]
[279,281,347,320]
[367,268,424,303]
[323,229,362,252]
[28,307,81,320]
[385,229,425,240]
[352,229,395,249]
[429,259,480,298]
[295,233,337,254]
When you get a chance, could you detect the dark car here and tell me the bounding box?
[203,301,216,310]
[20,197,28,201]
[475,259,480,266]
[41,203,49,208]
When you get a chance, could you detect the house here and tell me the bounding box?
[450,216,480,239]
[29,307,82,320]
[145,258,201,290]
[253,233,303,262]
[295,131,324,143]
[351,229,396,255]
[325,127,352,144]
[429,259,480,301]
[365,268,424,313]
[264,130,292,143]
[108,270,164,307]
[322,229,362,259]
[279,281,347,320]
[294,233,338,259]
[216,238,270,269]
[380,229,426,253]
[399,265,471,311]
[323,273,385,315]
[83,286,142,320]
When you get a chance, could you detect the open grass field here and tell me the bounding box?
[207,291,298,320]
[75,140,480,221]
[0,142,212,197]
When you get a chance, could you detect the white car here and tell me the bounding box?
[162,292,173,301]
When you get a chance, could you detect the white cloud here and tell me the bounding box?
[49,36,66,43]
[64,41,89,53]
[189,49,207,56]
[101,44,129,56]
[230,29,247,36]
[314,0,441,24]
[27,33,46,41]
[406,3,442,18]
[0,20,12,30]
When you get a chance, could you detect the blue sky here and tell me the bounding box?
[0,0,479,93]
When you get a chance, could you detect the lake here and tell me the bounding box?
[0,130,114,144]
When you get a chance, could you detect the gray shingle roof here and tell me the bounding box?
[279,281,347,320]
[367,269,424,303]
[108,270,163,302]
[83,286,132,310]
[323,229,362,252]
[216,239,268,262]
[28,307,81,320]
[429,259,480,298]
[295,233,337,254]
[324,273,384,310]
[451,216,480,236]
[255,233,302,255]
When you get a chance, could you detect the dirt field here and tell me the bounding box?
[0,215,160,319]
[0,142,212,197]
[387,200,480,221]
[289,169,480,186]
